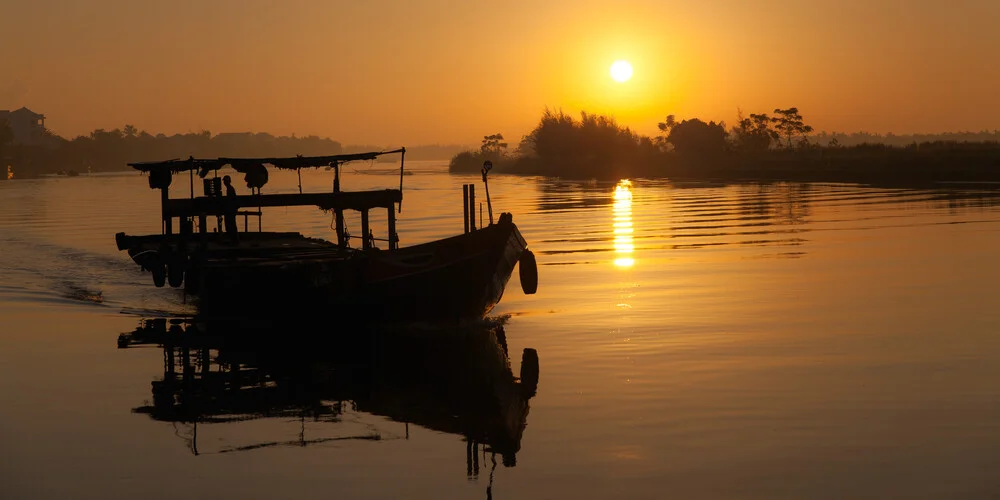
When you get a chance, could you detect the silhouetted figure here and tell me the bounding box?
[223,175,239,242]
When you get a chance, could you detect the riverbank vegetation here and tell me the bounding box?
[449,108,1000,185]
[0,124,468,179]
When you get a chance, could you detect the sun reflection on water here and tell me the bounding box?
[613,179,634,268]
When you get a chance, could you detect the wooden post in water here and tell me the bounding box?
[361,209,370,250]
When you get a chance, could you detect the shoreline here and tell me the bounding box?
[449,142,1000,189]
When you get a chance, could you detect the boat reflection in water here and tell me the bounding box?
[118,317,539,485]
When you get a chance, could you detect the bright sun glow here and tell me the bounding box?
[610,60,633,83]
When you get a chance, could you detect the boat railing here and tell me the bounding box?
[128,149,406,251]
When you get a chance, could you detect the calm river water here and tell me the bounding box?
[3,163,1000,499]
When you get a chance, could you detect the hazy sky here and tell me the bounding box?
[3,0,998,145]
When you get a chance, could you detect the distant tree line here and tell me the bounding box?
[809,130,1000,148]
[0,121,476,179]
[0,125,349,178]
[450,108,1000,185]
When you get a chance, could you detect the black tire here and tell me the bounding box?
[152,263,166,288]
[167,260,184,288]
[520,347,539,398]
[519,249,538,295]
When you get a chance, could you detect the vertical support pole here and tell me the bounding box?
[297,168,303,194]
[483,178,493,225]
[481,161,494,226]
[361,209,370,250]
[473,441,480,476]
[189,169,194,198]
[212,177,222,233]
[398,148,405,213]
[165,345,175,377]
[387,205,396,250]
[469,184,476,231]
[198,178,208,234]
[334,163,345,248]
[231,360,240,389]
[181,347,192,383]
[336,210,345,248]
[463,184,470,234]
[161,187,172,235]
[467,440,473,477]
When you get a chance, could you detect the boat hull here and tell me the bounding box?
[117,213,529,323]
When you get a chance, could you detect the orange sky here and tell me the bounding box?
[3,0,999,145]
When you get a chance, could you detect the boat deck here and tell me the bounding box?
[118,231,355,264]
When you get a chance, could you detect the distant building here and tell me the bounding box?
[0,107,47,145]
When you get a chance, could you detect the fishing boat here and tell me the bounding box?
[114,150,538,322]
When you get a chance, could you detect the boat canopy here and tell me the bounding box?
[128,148,405,178]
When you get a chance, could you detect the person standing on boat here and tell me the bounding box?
[223,175,239,243]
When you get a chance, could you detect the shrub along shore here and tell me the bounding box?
[450,109,1000,186]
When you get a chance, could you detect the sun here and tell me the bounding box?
[610,60,633,83]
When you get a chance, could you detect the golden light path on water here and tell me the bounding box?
[612,179,634,268]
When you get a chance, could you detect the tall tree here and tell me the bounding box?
[732,109,778,152]
[480,133,508,157]
[666,118,728,155]
[772,107,813,148]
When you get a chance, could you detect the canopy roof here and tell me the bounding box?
[128,149,405,177]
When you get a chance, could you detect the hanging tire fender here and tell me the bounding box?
[520,348,539,398]
[519,248,538,295]
[167,256,186,288]
[151,262,167,288]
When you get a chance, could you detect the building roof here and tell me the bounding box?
[0,107,44,118]
[9,107,44,119]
